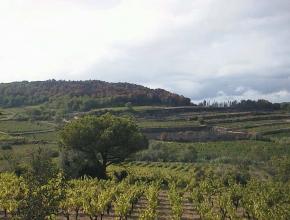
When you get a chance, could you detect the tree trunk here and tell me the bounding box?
[107,204,111,215]
[99,153,107,179]
[99,164,107,179]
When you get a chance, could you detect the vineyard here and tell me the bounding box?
[0,163,290,220]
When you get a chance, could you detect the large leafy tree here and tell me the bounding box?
[60,113,148,178]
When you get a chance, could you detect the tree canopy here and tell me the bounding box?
[60,114,148,178]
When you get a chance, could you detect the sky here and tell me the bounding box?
[0,0,290,103]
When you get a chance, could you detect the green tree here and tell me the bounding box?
[20,147,64,220]
[60,113,148,178]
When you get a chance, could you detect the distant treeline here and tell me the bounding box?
[0,80,191,111]
[198,99,289,111]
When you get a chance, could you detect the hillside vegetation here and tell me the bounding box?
[0,80,191,111]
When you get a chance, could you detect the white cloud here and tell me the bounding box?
[0,0,173,80]
[194,89,290,103]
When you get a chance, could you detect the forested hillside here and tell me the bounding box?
[0,80,191,111]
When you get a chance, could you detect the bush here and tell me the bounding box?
[190,116,198,121]
[1,144,12,150]
[49,150,59,158]
[198,116,205,124]
[133,142,197,163]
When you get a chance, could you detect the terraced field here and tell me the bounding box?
[265,131,290,138]
[0,133,13,141]
[0,109,59,171]
[0,121,56,134]
[1,106,290,168]
[246,123,290,133]
[137,119,200,128]
[22,131,58,142]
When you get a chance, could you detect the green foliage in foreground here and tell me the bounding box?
[0,162,289,220]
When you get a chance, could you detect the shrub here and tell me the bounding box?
[1,144,12,150]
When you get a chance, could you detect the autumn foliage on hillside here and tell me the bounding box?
[0,80,191,111]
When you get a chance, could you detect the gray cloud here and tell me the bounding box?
[82,0,290,102]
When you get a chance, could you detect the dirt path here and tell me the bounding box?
[157,190,199,220]
[0,129,56,137]
[182,193,200,220]
[7,129,56,136]
[157,190,171,220]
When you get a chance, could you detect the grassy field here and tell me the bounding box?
[133,140,290,164]
[265,131,290,138]
[0,143,58,171]
[0,133,15,141]
[205,113,290,124]
[84,105,174,114]
[0,120,56,133]
[218,119,289,128]
[137,119,200,128]
[245,123,290,133]
[22,131,59,142]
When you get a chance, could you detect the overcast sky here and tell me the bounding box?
[0,0,290,102]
